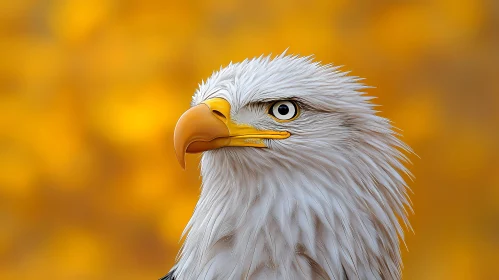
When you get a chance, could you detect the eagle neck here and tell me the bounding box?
[175,153,404,280]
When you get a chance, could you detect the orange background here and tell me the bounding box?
[1,0,498,279]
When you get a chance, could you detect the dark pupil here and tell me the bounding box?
[277,104,289,115]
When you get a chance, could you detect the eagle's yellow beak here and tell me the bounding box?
[173,98,290,168]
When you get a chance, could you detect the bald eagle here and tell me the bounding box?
[165,53,413,280]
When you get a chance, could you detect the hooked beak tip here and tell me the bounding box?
[173,102,230,169]
[173,131,188,170]
[176,153,186,170]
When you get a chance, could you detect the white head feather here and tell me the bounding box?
[172,53,413,280]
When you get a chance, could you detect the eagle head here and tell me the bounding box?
[170,53,412,280]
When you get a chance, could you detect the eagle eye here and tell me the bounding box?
[268,101,299,121]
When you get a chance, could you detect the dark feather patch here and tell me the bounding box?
[159,269,175,280]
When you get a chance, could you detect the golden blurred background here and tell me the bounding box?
[0,0,498,279]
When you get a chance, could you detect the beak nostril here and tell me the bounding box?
[212,110,227,121]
